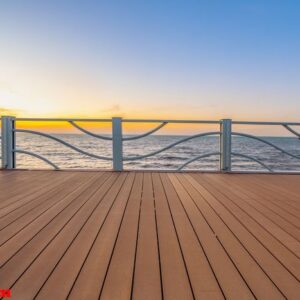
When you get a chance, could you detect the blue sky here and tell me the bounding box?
[0,0,299,122]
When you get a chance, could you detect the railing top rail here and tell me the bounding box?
[15,118,112,122]
[12,118,300,126]
[122,119,220,124]
[14,117,220,124]
[232,121,300,126]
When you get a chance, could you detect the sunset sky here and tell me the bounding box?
[0,1,299,133]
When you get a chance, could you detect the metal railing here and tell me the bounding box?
[1,116,300,173]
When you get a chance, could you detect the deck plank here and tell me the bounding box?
[159,173,224,300]
[0,172,112,287]
[0,171,58,207]
[98,173,143,300]
[36,173,133,299]
[177,173,284,299]
[203,174,300,240]
[233,175,300,213]
[168,174,255,300]
[69,174,136,300]
[8,173,124,300]
[0,170,299,300]
[131,173,162,300]
[190,174,300,299]
[196,174,300,272]
[152,173,194,300]
[0,172,88,243]
[201,174,300,256]
[0,172,105,266]
[0,172,78,228]
[210,174,300,232]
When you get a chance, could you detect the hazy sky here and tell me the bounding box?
[0,0,299,122]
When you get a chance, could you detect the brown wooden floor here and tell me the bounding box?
[0,170,299,300]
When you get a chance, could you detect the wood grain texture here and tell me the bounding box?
[0,170,299,300]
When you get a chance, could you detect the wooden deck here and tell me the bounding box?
[0,170,299,300]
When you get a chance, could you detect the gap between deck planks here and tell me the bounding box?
[0,170,299,300]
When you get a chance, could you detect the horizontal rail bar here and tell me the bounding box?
[122,119,220,124]
[232,121,300,126]
[15,118,112,122]
[15,118,220,124]
[14,118,300,126]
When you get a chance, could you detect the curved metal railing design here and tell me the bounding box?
[123,122,167,141]
[14,129,112,161]
[69,121,113,140]
[14,149,59,169]
[282,124,300,139]
[1,117,222,170]
[69,120,168,141]
[231,152,273,172]
[177,152,220,171]
[1,116,299,172]
[123,131,220,161]
[232,132,300,161]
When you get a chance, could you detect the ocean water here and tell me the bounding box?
[11,133,300,172]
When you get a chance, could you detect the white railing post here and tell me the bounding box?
[220,119,232,172]
[112,117,123,171]
[1,116,16,169]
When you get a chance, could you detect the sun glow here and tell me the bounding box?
[0,87,57,117]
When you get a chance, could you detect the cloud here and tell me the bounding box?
[100,104,126,117]
[103,104,121,113]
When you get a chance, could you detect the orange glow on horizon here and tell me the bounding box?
[14,120,220,135]
[0,108,297,136]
